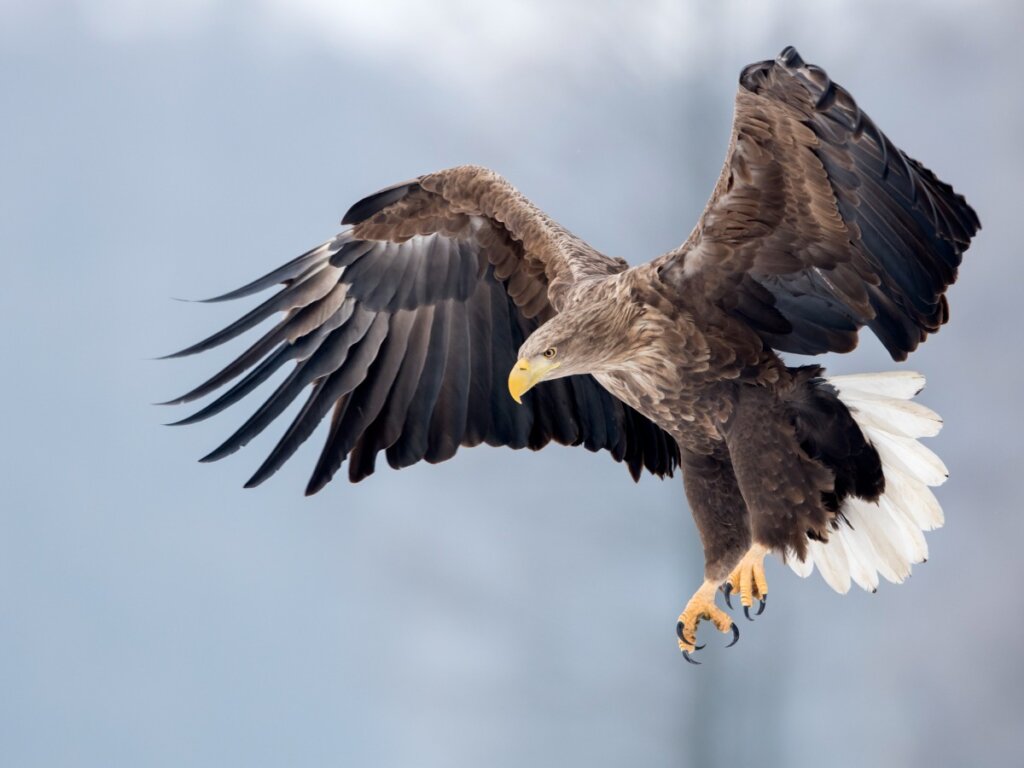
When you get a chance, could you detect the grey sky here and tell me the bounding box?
[1,2,1020,767]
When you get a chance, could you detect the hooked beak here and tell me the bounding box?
[508,357,560,404]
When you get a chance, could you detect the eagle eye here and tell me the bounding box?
[543,347,557,359]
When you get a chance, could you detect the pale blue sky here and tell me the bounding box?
[1,2,1020,766]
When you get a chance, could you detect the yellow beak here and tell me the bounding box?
[508,357,560,404]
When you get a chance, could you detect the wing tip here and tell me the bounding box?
[304,478,326,496]
[243,475,265,490]
[777,45,804,68]
[739,45,804,90]
[162,414,197,427]
[341,179,421,226]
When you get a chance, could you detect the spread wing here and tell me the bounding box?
[163,165,678,493]
[657,46,980,360]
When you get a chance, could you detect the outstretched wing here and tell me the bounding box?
[163,165,678,493]
[657,46,980,360]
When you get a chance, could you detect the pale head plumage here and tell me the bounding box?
[516,291,646,380]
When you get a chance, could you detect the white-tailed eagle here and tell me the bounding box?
[163,48,979,661]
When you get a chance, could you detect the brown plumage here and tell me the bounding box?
[164,48,979,657]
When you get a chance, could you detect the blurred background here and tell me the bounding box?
[1,1,1019,766]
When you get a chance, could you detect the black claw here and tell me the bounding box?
[676,621,705,651]
[723,582,734,610]
[756,596,766,616]
[682,650,701,665]
[726,623,740,648]
[744,604,755,621]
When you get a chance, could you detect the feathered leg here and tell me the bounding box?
[718,380,850,627]
[676,449,749,661]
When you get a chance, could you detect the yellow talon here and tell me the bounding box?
[676,580,737,656]
[727,544,770,617]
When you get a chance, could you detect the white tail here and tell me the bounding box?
[787,371,946,593]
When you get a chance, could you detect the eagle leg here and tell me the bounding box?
[675,580,739,660]
[726,544,770,621]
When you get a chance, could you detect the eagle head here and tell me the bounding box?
[508,300,643,404]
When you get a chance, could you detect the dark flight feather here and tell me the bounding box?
[659,46,979,361]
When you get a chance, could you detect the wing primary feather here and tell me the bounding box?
[340,179,419,225]
[159,285,351,405]
[161,262,338,359]
[461,270,494,447]
[567,376,604,452]
[199,308,375,463]
[604,402,627,461]
[369,242,417,311]
[344,241,401,310]
[344,306,436,483]
[166,344,297,426]
[159,331,281,406]
[622,406,643,482]
[544,378,581,447]
[329,238,376,268]
[302,310,416,490]
[454,240,479,301]
[244,312,391,488]
[484,273,530,448]
[426,297,471,463]
[163,293,356,413]
[195,239,339,303]
[389,237,429,311]
[386,300,452,469]
[305,397,354,493]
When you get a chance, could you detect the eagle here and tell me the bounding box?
[163,47,979,662]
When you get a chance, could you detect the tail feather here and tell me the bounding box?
[869,430,948,487]
[833,396,941,439]
[829,501,883,590]
[884,467,943,530]
[807,537,851,593]
[884,496,929,563]
[848,497,911,583]
[835,519,879,592]
[827,371,926,399]
[789,371,945,593]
